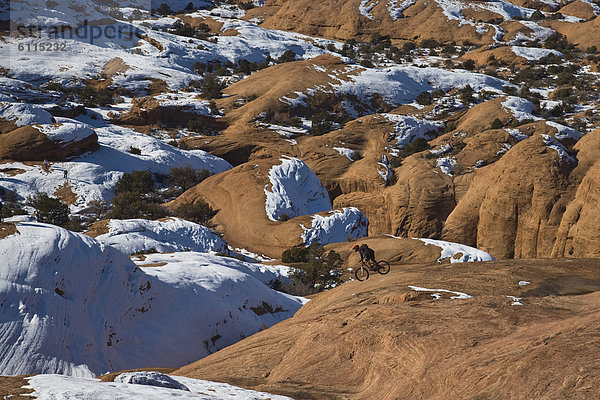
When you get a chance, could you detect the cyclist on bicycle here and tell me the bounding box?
[352,244,376,267]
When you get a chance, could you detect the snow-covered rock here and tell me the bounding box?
[418,238,496,263]
[35,122,96,146]
[93,218,228,255]
[301,208,369,246]
[382,114,443,148]
[115,371,190,391]
[264,156,331,221]
[511,46,562,61]
[26,373,293,400]
[436,157,458,176]
[0,222,305,376]
[541,134,575,164]
[333,146,357,161]
[334,66,508,111]
[501,96,541,122]
[0,123,232,210]
[545,121,583,142]
[0,102,54,127]
[133,252,294,288]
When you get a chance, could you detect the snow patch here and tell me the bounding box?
[545,121,583,141]
[333,147,357,161]
[26,374,293,400]
[418,238,496,263]
[0,123,232,211]
[387,0,417,19]
[507,295,523,306]
[381,114,443,148]
[300,208,369,246]
[360,0,379,20]
[511,46,562,61]
[264,156,331,221]
[0,102,54,126]
[94,218,228,255]
[35,121,96,146]
[541,134,575,163]
[408,286,472,299]
[501,96,541,122]
[436,157,458,176]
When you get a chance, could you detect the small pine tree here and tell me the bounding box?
[28,193,70,226]
[491,118,503,129]
[174,200,217,225]
[200,74,224,99]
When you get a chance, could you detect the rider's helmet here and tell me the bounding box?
[352,244,359,251]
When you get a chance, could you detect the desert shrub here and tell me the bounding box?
[0,188,18,203]
[491,118,503,129]
[115,170,155,195]
[462,59,476,71]
[389,156,402,168]
[167,167,210,195]
[277,50,297,63]
[416,91,433,106]
[310,112,333,136]
[128,146,142,155]
[282,246,310,263]
[530,10,544,21]
[398,137,430,157]
[201,74,224,99]
[62,216,86,232]
[278,213,290,221]
[28,193,70,226]
[171,21,197,38]
[402,41,416,52]
[173,199,216,225]
[86,199,110,220]
[544,33,572,52]
[281,243,343,294]
[420,39,439,49]
[109,191,168,220]
[188,119,206,133]
[155,3,172,16]
[233,59,254,75]
[459,85,475,104]
[239,1,255,10]
[502,85,518,96]
[71,86,114,107]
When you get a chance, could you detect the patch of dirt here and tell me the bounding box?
[147,78,168,95]
[102,57,129,78]
[0,375,35,399]
[54,182,78,205]
[85,220,110,238]
[0,223,19,239]
[136,262,168,268]
[0,167,26,176]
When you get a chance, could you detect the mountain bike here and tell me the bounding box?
[354,259,391,281]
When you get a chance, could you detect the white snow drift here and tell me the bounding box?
[301,208,369,246]
[93,218,228,255]
[419,238,496,263]
[0,222,304,377]
[264,156,332,221]
[25,372,293,400]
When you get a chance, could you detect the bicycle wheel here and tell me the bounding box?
[376,260,390,275]
[355,267,369,281]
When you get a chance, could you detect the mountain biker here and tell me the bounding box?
[352,244,375,267]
